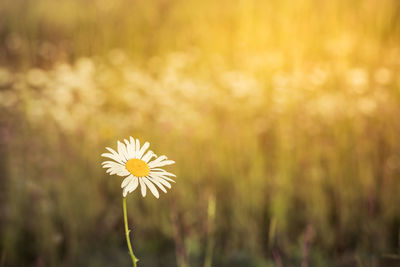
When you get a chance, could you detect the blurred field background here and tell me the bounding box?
[1,0,400,266]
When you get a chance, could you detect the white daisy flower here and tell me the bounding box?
[101,137,176,198]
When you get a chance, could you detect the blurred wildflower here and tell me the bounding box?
[357,97,377,115]
[374,67,392,85]
[309,67,328,86]
[0,67,12,87]
[346,68,369,93]
[108,49,128,66]
[221,71,260,99]
[38,42,57,61]
[0,90,18,108]
[5,33,24,52]
[27,68,48,88]
[273,72,291,89]
[313,94,342,119]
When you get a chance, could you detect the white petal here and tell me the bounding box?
[106,169,115,175]
[101,161,123,168]
[106,165,129,176]
[105,147,126,164]
[134,138,140,158]
[150,169,176,177]
[158,177,174,187]
[130,137,137,158]
[154,174,176,183]
[142,178,160,198]
[139,178,146,197]
[148,155,167,168]
[149,174,172,188]
[118,170,130,176]
[127,177,139,193]
[142,151,156,163]
[103,161,129,176]
[101,153,125,164]
[147,176,167,192]
[125,139,135,159]
[101,160,120,166]
[102,161,122,166]
[121,175,134,188]
[102,164,120,170]
[106,147,120,158]
[118,141,129,162]
[150,160,175,168]
[137,142,150,159]
[103,165,120,174]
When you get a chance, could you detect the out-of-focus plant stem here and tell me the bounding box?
[171,199,188,267]
[204,194,216,267]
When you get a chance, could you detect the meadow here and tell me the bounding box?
[1,0,400,266]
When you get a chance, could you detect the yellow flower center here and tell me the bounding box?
[125,158,150,177]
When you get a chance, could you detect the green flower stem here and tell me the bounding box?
[123,197,139,267]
